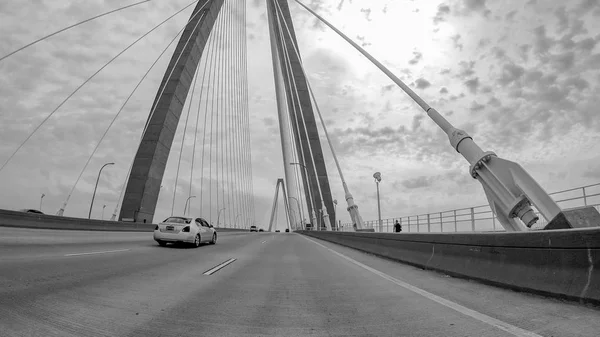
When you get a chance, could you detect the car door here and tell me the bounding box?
[194,218,206,240]
[201,219,213,242]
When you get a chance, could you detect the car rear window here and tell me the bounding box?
[162,217,191,224]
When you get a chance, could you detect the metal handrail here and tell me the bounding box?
[343,182,600,232]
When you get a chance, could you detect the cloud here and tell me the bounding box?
[451,34,463,51]
[433,4,451,24]
[402,176,435,189]
[498,63,525,85]
[464,77,480,93]
[360,8,372,21]
[2,0,600,227]
[408,51,423,65]
[415,78,431,89]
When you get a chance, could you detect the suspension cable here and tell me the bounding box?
[274,2,326,211]
[0,0,202,175]
[189,14,220,217]
[199,6,223,216]
[274,0,350,192]
[242,0,255,225]
[231,0,241,228]
[238,0,249,228]
[272,5,317,224]
[224,0,233,228]
[171,59,201,216]
[62,7,201,217]
[0,0,152,62]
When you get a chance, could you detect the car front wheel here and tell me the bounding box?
[210,233,217,245]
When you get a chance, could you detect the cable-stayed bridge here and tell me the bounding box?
[0,1,599,336]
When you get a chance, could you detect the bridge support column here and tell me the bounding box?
[119,0,225,223]
[266,0,335,230]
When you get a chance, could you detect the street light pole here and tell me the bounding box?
[102,205,106,220]
[89,162,114,219]
[373,172,382,232]
[217,208,226,228]
[333,199,338,230]
[183,196,196,216]
[39,193,45,212]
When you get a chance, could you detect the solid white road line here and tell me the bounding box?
[203,258,237,275]
[302,235,543,337]
[64,249,130,257]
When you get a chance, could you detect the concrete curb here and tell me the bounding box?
[298,229,600,305]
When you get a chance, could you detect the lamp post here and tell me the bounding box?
[89,162,114,219]
[102,204,106,220]
[183,196,196,216]
[373,172,382,233]
[217,208,226,228]
[39,193,45,212]
[333,199,338,230]
[290,162,319,230]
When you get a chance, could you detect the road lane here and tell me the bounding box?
[0,230,598,336]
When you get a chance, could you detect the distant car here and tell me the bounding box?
[305,223,313,230]
[285,228,290,233]
[250,225,258,232]
[154,216,217,247]
[275,230,280,233]
[259,228,264,232]
[20,209,44,214]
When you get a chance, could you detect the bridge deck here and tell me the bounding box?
[0,227,597,336]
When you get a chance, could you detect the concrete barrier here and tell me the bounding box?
[0,209,255,233]
[0,209,155,232]
[299,229,600,304]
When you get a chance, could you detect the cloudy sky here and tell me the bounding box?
[1,0,600,230]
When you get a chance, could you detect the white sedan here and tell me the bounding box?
[154,216,217,247]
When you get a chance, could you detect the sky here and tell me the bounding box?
[1,0,600,231]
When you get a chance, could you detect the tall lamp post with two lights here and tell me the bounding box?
[373,172,382,233]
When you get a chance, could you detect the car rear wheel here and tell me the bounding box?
[157,241,167,247]
[193,234,201,248]
[210,233,217,245]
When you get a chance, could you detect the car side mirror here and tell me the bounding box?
[209,224,214,228]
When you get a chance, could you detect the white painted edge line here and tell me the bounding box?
[301,235,543,337]
[64,248,130,257]
[203,258,237,275]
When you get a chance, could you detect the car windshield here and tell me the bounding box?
[250,225,256,228]
[162,217,190,224]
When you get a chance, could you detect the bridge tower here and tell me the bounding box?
[266,0,336,229]
[119,0,225,223]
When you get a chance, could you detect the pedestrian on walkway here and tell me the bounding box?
[394,220,402,233]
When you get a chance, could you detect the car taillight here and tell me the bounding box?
[182,226,190,232]
[155,225,159,230]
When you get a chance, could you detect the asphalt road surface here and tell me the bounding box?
[0,227,598,336]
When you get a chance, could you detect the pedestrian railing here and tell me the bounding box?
[340,182,600,233]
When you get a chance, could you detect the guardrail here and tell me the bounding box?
[343,182,600,232]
